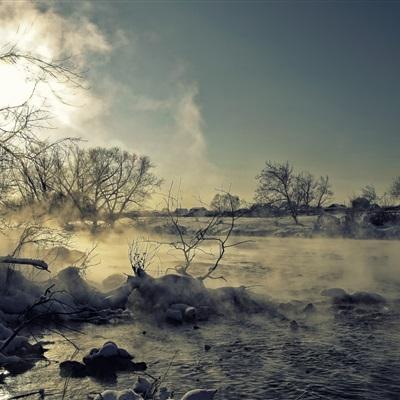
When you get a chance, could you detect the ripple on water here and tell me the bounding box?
[2,310,400,400]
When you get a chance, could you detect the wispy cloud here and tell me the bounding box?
[131,95,173,112]
[129,83,222,203]
[0,2,111,63]
[171,84,222,200]
[0,1,112,140]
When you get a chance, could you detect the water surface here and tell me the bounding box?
[2,237,400,399]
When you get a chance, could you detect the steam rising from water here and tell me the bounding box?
[48,222,400,304]
[2,225,400,399]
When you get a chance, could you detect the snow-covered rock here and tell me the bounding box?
[180,389,217,400]
[134,376,152,397]
[321,288,386,305]
[94,389,143,400]
[321,288,349,300]
[158,387,174,400]
[83,341,133,365]
[103,274,127,291]
[351,291,386,305]
[166,308,184,323]
[69,341,146,379]
[168,304,197,322]
[98,341,119,357]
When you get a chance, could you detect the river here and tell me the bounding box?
[1,236,400,399]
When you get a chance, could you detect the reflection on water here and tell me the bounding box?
[3,237,400,399]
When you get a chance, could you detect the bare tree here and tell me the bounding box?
[9,222,70,257]
[53,143,94,219]
[129,238,161,275]
[0,219,71,273]
[256,161,334,221]
[315,175,333,208]
[0,140,160,222]
[255,161,301,224]
[389,176,400,202]
[95,149,161,222]
[360,184,378,204]
[7,141,63,205]
[163,186,248,281]
[296,172,317,209]
[210,192,241,213]
[53,145,161,225]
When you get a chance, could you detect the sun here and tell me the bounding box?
[0,63,34,108]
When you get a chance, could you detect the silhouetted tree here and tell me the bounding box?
[315,176,333,208]
[210,193,241,212]
[0,40,82,267]
[162,186,248,281]
[255,161,301,224]
[256,161,334,222]
[296,172,317,209]
[9,141,61,205]
[53,144,161,224]
[389,177,400,202]
[360,184,378,204]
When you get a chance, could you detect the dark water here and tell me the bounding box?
[2,310,400,400]
[2,237,400,399]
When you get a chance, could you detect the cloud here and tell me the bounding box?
[131,84,222,204]
[171,85,222,200]
[128,83,223,203]
[174,84,206,156]
[0,1,112,141]
[0,2,111,62]
[131,95,172,112]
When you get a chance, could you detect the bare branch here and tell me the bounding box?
[0,256,48,271]
[162,185,246,281]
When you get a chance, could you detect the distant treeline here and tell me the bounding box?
[1,147,399,226]
[0,141,161,224]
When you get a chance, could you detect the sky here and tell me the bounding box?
[0,0,399,206]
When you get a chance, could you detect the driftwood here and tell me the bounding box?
[0,257,49,271]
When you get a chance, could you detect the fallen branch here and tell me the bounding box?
[0,256,49,271]
[8,389,45,399]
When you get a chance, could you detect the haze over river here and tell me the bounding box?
[2,236,400,399]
